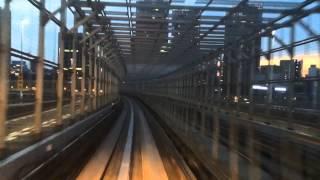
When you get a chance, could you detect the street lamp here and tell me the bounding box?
[19,18,30,101]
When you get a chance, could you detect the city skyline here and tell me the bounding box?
[260,52,320,77]
[1,1,320,75]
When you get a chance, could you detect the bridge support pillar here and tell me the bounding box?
[229,117,239,180]
[56,0,66,125]
[80,28,86,114]
[34,0,46,134]
[212,109,219,160]
[70,16,78,119]
[0,1,11,149]
[248,124,261,180]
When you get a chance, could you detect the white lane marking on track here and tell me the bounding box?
[117,100,134,180]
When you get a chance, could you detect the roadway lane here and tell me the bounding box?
[5,101,85,143]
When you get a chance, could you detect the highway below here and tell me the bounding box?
[1,98,87,159]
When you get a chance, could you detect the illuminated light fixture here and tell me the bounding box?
[76,67,82,70]
[152,16,156,20]
[160,49,167,53]
[63,68,68,70]
[252,85,268,90]
[217,61,221,67]
[154,8,159,11]
[234,96,239,103]
[274,87,287,92]
[32,86,36,91]
[216,71,220,77]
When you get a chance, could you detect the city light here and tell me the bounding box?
[274,87,287,92]
[252,85,268,90]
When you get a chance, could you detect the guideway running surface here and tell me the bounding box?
[77,97,195,180]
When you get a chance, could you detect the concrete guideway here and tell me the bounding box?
[78,97,195,180]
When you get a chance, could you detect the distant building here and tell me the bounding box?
[9,60,32,89]
[10,60,30,73]
[63,33,83,69]
[307,65,320,78]
[135,0,168,56]
[172,9,199,45]
[171,9,201,63]
[256,65,281,81]
[62,32,83,82]
[279,59,302,80]
[223,3,262,96]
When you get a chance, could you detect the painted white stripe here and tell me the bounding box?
[117,101,134,180]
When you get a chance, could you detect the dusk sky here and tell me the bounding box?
[1,0,319,75]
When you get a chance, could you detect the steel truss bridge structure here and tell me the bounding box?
[0,0,320,179]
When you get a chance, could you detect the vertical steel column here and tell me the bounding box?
[0,1,11,149]
[248,123,260,180]
[229,112,239,180]
[212,110,220,159]
[266,36,273,117]
[229,47,241,180]
[287,25,295,129]
[184,107,189,132]
[88,38,93,111]
[104,64,109,104]
[93,45,97,110]
[249,41,256,117]
[200,111,206,135]
[102,62,106,105]
[70,17,78,118]
[226,51,232,107]
[236,48,242,112]
[105,70,109,103]
[34,0,46,134]
[96,51,100,108]
[105,64,108,104]
[248,40,261,180]
[210,62,216,105]
[56,0,66,125]
[213,56,222,160]
[104,66,107,104]
[80,28,86,114]
[109,72,113,101]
